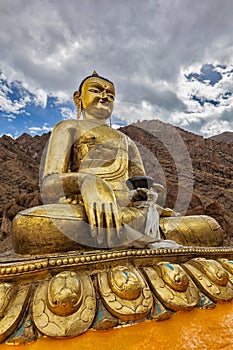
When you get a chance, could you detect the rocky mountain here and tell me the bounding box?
[121,121,233,244]
[209,131,233,144]
[0,132,50,251]
[0,120,232,252]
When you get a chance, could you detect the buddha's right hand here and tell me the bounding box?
[79,175,121,247]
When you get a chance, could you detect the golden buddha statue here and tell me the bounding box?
[12,72,223,255]
[2,72,231,345]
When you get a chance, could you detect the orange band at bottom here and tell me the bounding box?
[1,301,233,350]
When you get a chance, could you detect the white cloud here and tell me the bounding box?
[0,89,28,115]
[31,89,47,108]
[0,132,15,139]
[0,0,233,136]
[28,123,53,135]
[168,64,233,134]
[60,107,77,120]
[0,114,16,120]
[200,120,233,137]
[114,100,170,125]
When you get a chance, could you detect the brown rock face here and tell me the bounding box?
[0,120,232,251]
[0,133,49,249]
[119,120,233,245]
[209,131,233,144]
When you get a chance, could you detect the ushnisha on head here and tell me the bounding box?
[73,71,115,123]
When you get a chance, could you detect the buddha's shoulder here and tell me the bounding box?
[53,119,81,131]
[51,120,129,140]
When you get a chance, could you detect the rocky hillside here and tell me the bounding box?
[120,120,233,244]
[0,132,50,205]
[0,133,50,250]
[209,131,233,144]
[0,120,232,251]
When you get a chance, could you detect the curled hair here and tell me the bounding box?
[78,72,114,94]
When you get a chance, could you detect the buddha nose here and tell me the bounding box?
[101,90,108,99]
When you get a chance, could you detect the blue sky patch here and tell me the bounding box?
[191,95,220,107]
[0,75,127,138]
[186,64,223,86]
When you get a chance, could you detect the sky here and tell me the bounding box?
[0,0,233,139]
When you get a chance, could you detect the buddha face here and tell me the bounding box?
[75,77,115,122]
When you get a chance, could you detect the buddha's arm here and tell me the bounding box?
[42,173,82,202]
[42,120,82,202]
[128,137,146,177]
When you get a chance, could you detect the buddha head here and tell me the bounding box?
[73,71,115,123]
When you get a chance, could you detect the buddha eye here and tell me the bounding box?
[89,88,100,93]
[107,94,115,100]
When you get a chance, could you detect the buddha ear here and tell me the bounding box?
[73,91,82,119]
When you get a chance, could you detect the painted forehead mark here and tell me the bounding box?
[85,80,115,92]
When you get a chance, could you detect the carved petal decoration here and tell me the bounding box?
[143,262,200,311]
[98,266,153,321]
[183,258,233,302]
[2,249,233,343]
[33,271,96,338]
[47,271,83,316]
[150,295,172,320]
[0,284,31,343]
[218,259,233,284]
[0,283,17,317]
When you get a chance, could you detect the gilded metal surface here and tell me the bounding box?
[12,204,89,254]
[47,271,83,316]
[92,299,118,330]
[143,263,199,311]
[0,284,31,343]
[1,247,233,281]
[160,215,223,247]
[198,292,216,309]
[12,72,223,254]
[218,259,233,274]
[183,258,233,302]
[0,253,232,343]
[2,72,231,344]
[190,258,229,286]
[150,295,172,320]
[108,266,142,300]
[98,266,153,321]
[6,312,37,345]
[33,272,96,338]
[0,283,16,317]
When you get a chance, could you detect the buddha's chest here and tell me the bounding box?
[70,126,128,171]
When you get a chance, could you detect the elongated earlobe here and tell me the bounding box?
[73,91,82,119]
[77,100,82,119]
